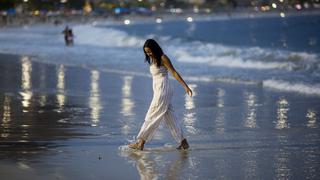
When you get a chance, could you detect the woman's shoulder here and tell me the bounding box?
[160,54,172,64]
[161,54,168,59]
[160,54,170,62]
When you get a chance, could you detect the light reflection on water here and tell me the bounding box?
[274,132,291,179]
[244,150,258,179]
[56,65,66,110]
[243,91,258,128]
[184,84,198,134]
[121,76,135,117]
[121,76,135,135]
[18,57,33,141]
[303,147,319,180]
[306,109,317,128]
[215,88,225,134]
[89,70,102,126]
[1,95,11,138]
[275,97,290,129]
[274,147,292,179]
[1,58,104,146]
[20,56,32,112]
[21,56,32,91]
[39,95,47,108]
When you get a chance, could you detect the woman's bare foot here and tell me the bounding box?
[128,139,145,150]
[177,139,189,150]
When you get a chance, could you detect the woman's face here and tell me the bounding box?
[144,47,154,58]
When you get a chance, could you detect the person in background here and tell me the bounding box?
[62,26,74,46]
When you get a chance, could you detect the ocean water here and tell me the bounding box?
[102,14,320,96]
[0,14,320,97]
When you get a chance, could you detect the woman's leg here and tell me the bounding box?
[164,104,184,143]
[130,77,172,150]
[129,104,167,150]
[164,104,189,149]
[136,104,167,141]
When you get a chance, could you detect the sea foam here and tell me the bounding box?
[263,79,320,96]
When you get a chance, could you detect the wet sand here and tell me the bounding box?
[0,53,320,179]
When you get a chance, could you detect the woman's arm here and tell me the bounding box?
[162,54,193,97]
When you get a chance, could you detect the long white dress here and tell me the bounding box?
[136,62,184,142]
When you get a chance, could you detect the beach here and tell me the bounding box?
[0,53,319,179]
[1,13,320,179]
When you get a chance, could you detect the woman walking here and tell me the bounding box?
[129,39,193,151]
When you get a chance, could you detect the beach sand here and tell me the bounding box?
[0,53,320,179]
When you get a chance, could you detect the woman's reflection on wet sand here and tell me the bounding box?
[119,149,189,180]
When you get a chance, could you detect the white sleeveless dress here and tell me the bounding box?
[136,62,184,142]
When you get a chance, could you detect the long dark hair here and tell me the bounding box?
[143,39,163,67]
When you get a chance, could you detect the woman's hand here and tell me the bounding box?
[186,87,193,97]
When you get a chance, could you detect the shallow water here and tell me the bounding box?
[0,54,320,179]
